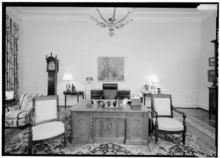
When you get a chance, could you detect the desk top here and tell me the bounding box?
[71,100,149,113]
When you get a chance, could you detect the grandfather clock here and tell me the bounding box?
[46,53,59,95]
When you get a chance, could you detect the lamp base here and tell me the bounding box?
[66,83,71,92]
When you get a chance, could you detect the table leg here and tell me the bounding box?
[77,94,79,103]
[65,94,67,109]
[143,94,146,105]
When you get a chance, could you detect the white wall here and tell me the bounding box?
[20,17,202,107]
[199,14,217,110]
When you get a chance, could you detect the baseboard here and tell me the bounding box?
[175,107,209,112]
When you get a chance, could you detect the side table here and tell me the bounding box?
[63,91,84,109]
[5,98,16,111]
[142,92,152,107]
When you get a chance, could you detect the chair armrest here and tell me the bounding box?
[173,108,186,118]
[173,108,186,128]
[151,110,158,118]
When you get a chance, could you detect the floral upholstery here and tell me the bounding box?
[5,93,41,127]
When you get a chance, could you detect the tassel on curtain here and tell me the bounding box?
[6,14,19,105]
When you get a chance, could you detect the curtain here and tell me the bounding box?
[6,14,19,104]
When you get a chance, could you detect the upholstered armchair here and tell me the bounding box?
[5,93,41,128]
[150,94,186,144]
[28,95,67,154]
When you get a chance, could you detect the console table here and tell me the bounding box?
[63,91,84,109]
[70,100,149,145]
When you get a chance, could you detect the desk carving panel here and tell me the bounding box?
[70,100,149,145]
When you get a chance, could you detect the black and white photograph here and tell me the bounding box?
[2,1,218,157]
[209,57,215,66]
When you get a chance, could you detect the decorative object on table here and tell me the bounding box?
[98,57,124,81]
[209,57,215,66]
[71,84,76,92]
[130,98,142,110]
[208,70,215,82]
[46,53,59,95]
[157,88,161,93]
[148,74,159,93]
[85,77,93,99]
[62,72,73,92]
[6,14,19,104]
[143,83,150,92]
[90,7,134,37]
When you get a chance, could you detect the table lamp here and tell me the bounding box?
[63,72,73,92]
[148,75,159,93]
[85,77,93,99]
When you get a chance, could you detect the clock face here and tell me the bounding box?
[48,61,55,70]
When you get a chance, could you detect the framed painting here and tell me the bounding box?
[208,70,215,82]
[98,57,124,81]
[209,57,215,67]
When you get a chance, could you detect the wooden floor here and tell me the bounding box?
[177,108,216,128]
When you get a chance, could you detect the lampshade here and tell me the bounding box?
[148,75,159,83]
[62,72,73,81]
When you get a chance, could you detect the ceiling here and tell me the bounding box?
[6,3,218,22]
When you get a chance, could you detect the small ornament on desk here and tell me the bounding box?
[157,88,161,93]
[72,84,76,92]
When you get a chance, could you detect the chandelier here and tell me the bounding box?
[91,7,134,37]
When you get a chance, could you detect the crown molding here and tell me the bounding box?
[9,7,216,22]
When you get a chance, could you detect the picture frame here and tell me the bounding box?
[98,57,124,81]
[209,57,215,67]
[208,70,215,82]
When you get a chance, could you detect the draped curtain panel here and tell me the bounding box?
[5,14,19,103]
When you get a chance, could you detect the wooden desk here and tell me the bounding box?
[70,100,149,145]
[63,91,84,109]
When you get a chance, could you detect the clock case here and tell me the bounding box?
[46,53,59,95]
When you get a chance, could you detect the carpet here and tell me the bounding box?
[4,115,217,156]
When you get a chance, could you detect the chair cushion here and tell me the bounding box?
[32,121,65,141]
[153,117,184,131]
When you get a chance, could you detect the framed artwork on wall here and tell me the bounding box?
[98,57,124,81]
[208,70,215,82]
[209,57,215,66]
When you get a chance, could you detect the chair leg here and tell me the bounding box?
[182,132,185,145]
[64,134,67,147]
[155,128,158,144]
[28,127,33,154]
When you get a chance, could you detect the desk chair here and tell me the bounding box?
[102,83,118,99]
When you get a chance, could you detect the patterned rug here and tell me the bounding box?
[4,114,217,156]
